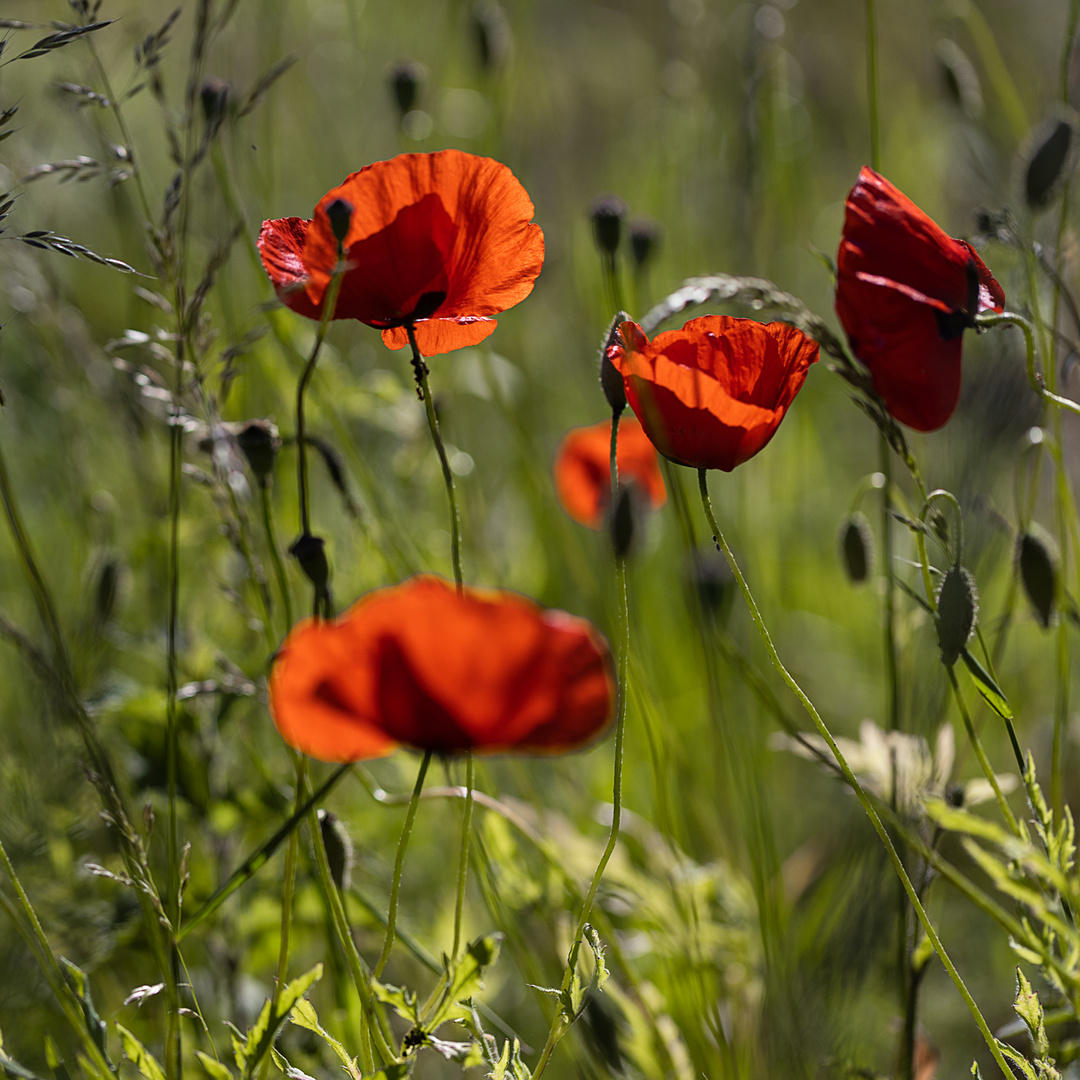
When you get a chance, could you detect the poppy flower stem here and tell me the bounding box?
[880,437,900,732]
[864,0,880,172]
[375,750,433,978]
[451,753,476,960]
[696,468,1014,1080]
[406,323,465,590]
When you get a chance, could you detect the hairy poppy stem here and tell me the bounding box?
[696,468,1014,1080]
[406,323,465,590]
[451,753,476,959]
[864,0,880,172]
[375,750,433,977]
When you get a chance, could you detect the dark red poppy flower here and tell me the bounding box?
[835,166,1005,432]
[257,150,545,357]
[606,315,818,472]
[268,575,615,762]
[553,417,667,529]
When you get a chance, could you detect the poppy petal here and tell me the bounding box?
[257,217,324,320]
[381,316,498,354]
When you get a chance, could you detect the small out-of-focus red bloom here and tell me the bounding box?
[835,166,1005,432]
[268,575,615,762]
[257,150,545,357]
[606,315,818,472]
[553,417,667,529]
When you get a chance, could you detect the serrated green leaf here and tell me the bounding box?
[236,964,322,1079]
[370,1066,409,1080]
[287,999,358,1079]
[116,1024,166,1080]
[371,980,420,1026]
[997,1040,1038,1080]
[269,1048,316,1080]
[195,1052,233,1080]
[582,924,609,996]
[422,933,503,1032]
[1013,968,1049,1059]
[961,649,1013,719]
[487,1040,529,1080]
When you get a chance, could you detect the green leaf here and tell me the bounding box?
[59,958,113,1071]
[996,1040,1038,1080]
[371,980,421,1026]
[0,1046,48,1080]
[960,649,1013,720]
[43,1037,72,1080]
[369,1067,409,1080]
[287,999,359,1080]
[1013,968,1049,1060]
[488,1040,531,1080]
[234,964,323,1079]
[422,933,503,1032]
[194,1052,233,1080]
[115,1025,166,1080]
[269,1048,316,1080]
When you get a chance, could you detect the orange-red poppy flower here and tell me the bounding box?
[553,417,667,528]
[268,575,615,762]
[257,150,545,357]
[606,316,818,472]
[835,167,1005,432]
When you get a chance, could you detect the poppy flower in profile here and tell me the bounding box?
[257,150,545,357]
[606,315,818,472]
[835,166,1005,432]
[268,575,615,762]
[553,417,667,529]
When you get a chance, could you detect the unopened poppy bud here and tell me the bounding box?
[199,77,230,127]
[629,218,661,269]
[1020,111,1078,211]
[839,512,874,583]
[609,483,639,558]
[471,0,512,72]
[690,548,734,624]
[388,60,425,117]
[318,809,354,891]
[1017,526,1058,629]
[591,195,627,256]
[936,563,979,666]
[290,533,330,594]
[236,420,280,482]
[935,40,982,120]
[599,311,630,416]
[92,554,122,624]
[326,198,354,246]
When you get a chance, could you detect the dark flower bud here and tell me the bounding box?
[1018,526,1058,629]
[599,310,630,416]
[690,547,734,625]
[609,483,639,559]
[290,533,330,594]
[318,809,354,891]
[629,218,662,269]
[935,40,982,120]
[1019,109,1079,212]
[583,994,623,1074]
[591,195,627,257]
[199,77,230,129]
[326,198,354,246]
[471,0,512,72]
[945,781,965,807]
[388,60,425,117]
[936,563,979,667]
[236,420,280,482]
[839,512,874,583]
[92,552,123,625]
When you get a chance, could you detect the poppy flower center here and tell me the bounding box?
[932,259,981,342]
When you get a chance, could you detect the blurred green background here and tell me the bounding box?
[0,1,1076,1077]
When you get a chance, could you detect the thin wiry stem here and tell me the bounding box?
[451,753,476,959]
[865,0,881,172]
[374,751,433,977]
[696,468,1013,1080]
[407,325,464,590]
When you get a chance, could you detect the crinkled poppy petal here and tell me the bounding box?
[381,316,497,354]
[267,576,614,761]
[257,217,324,320]
[553,418,667,528]
[609,316,817,472]
[268,619,399,762]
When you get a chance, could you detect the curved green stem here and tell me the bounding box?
[696,469,1012,1080]
[260,480,294,632]
[406,325,464,590]
[374,751,433,977]
[451,753,476,959]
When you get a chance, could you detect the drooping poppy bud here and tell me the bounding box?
[1017,526,1058,629]
[629,218,662,270]
[325,198,353,246]
[936,563,979,666]
[599,311,631,416]
[236,420,281,483]
[1019,110,1079,211]
[199,76,230,133]
[290,533,329,595]
[318,809,354,891]
[689,547,734,625]
[388,60,425,117]
[591,195,627,257]
[839,512,875,583]
[471,0,512,72]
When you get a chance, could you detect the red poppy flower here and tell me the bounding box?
[835,167,1005,432]
[257,150,545,357]
[606,315,818,472]
[268,575,615,762]
[553,417,667,528]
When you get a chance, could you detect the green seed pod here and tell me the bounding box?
[1017,526,1058,629]
[936,564,979,667]
[839,512,874,583]
[318,810,354,892]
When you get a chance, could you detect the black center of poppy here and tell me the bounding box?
[409,289,447,321]
[934,259,981,341]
